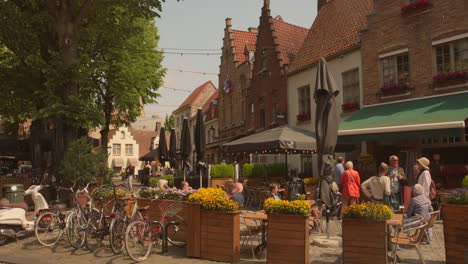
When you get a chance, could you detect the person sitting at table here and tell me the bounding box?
[406,184,433,222]
[224,180,245,206]
[180,181,191,192]
[268,184,281,201]
[361,162,391,203]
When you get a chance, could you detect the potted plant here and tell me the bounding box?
[209,164,235,188]
[380,83,410,96]
[91,186,128,215]
[442,187,468,264]
[263,198,311,264]
[433,71,468,88]
[185,188,240,262]
[342,202,393,264]
[296,112,309,122]
[341,102,360,112]
[304,177,320,200]
[59,137,107,207]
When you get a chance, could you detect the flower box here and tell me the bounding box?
[342,218,388,264]
[433,71,468,88]
[267,214,310,264]
[380,83,410,96]
[442,203,468,264]
[296,113,310,122]
[341,102,360,112]
[401,0,431,15]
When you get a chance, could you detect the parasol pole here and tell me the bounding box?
[183,159,186,182]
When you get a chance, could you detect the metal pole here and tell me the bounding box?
[326,206,330,239]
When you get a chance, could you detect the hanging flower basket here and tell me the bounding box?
[341,102,360,112]
[433,71,468,88]
[401,0,432,15]
[296,113,310,122]
[380,83,410,96]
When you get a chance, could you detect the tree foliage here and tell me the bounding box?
[164,114,175,130]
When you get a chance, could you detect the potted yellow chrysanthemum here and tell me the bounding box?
[342,202,393,264]
[185,188,240,262]
[263,197,312,264]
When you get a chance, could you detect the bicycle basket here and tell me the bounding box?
[159,199,183,217]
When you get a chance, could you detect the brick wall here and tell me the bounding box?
[361,0,468,106]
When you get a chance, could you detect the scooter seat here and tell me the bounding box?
[0,202,28,211]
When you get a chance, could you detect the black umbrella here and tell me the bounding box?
[158,127,168,165]
[314,58,341,237]
[169,128,177,168]
[194,109,206,188]
[180,118,192,181]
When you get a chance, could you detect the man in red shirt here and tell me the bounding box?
[340,161,361,208]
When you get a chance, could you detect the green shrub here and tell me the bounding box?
[163,174,174,186]
[148,177,159,187]
[266,163,287,177]
[242,163,254,177]
[252,164,265,177]
[210,164,235,178]
[462,175,468,190]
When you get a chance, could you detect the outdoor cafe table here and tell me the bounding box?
[386,214,403,263]
[241,210,268,251]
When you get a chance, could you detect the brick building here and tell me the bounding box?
[248,0,308,132]
[339,0,468,185]
[218,18,257,140]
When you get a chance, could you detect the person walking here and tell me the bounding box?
[388,155,406,205]
[340,161,361,208]
[125,162,135,190]
[334,157,345,191]
[361,162,391,203]
[416,157,432,200]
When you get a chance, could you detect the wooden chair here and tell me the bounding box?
[309,204,324,234]
[425,211,442,256]
[391,219,428,264]
[240,215,262,259]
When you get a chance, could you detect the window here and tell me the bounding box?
[301,155,313,177]
[259,109,265,128]
[380,53,409,85]
[113,144,121,156]
[435,37,468,74]
[342,69,360,103]
[125,144,133,156]
[120,131,125,139]
[297,86,311,120]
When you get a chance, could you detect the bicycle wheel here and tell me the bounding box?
[125,220,155,262]
[166,215,187,247]
[35,211,64,247]
[109,214,126,254]
[84,212,105,251]
[66,211,86,249]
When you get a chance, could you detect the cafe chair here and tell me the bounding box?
[425,211,442,256]
[240,215,262,259]
[390,218,428,264]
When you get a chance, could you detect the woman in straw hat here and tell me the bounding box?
[416,157,432,200]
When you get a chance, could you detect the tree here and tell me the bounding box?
[164,114,175,130]
[0,0,166,175]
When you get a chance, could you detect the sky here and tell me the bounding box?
[144,0,317,118]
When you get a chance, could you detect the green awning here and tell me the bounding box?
[338,92,468,143]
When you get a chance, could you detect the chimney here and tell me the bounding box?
[317,0,328,12]
[155,121,161,133]
[225,18,232,27]
[262,0,270,16]
[248,27,258,34]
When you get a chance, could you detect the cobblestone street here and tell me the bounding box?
[0,221,446,264]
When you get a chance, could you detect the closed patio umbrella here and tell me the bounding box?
[158,127,168,166]
[314,58,341,237]
[169,128,177,168]
[180,118,192,181]
[194,109,206,188]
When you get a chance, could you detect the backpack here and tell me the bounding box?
[429,180,437,201]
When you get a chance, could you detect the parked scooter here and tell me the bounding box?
[0,184,49,244]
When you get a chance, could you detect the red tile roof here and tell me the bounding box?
[271,16,309,66]
[232,30,257,64]
[174,81,217,112]
[201,90,219,113]
[130,130,159,158]
[288,0,374,74]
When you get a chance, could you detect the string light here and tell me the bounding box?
[167,69,218,76]
[162,86,192,93]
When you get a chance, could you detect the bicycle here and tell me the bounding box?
[65,182,97,249]
[124,197,186,262]
[108,188,142,254]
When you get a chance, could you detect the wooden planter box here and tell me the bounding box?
[305,185,318,200]
[342,218,387,264]
[267,214,310,264]
[185,202,240,262]
[442,204,468,264]
[210,178,232,188]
